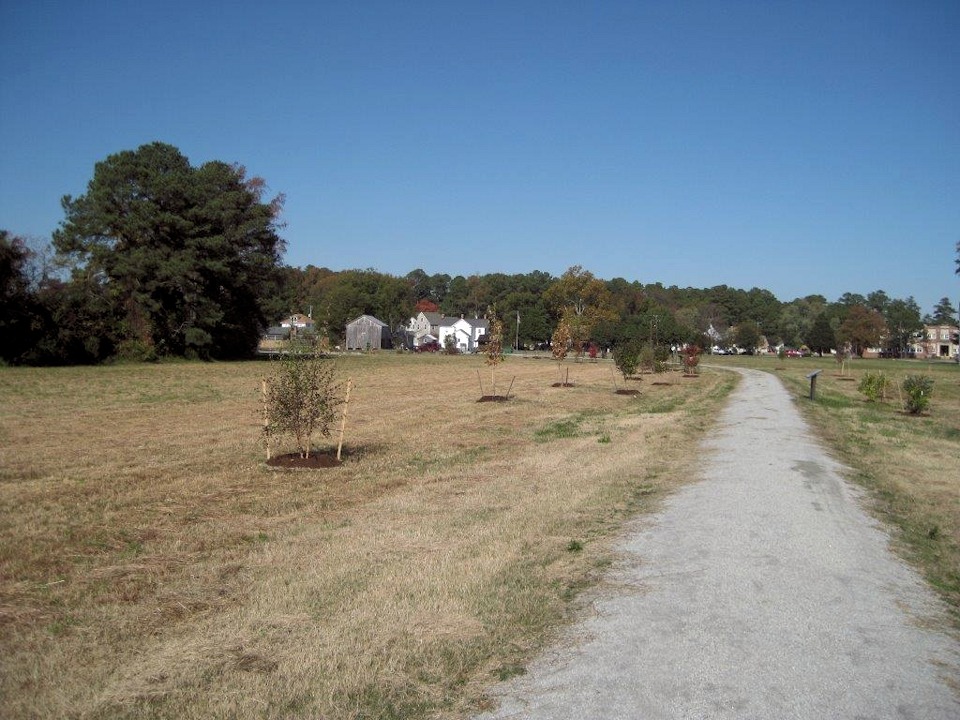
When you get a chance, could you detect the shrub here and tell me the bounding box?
[858,371,892,402]
[264,348,343,458]
[835,344,851,375]
[642,345,669,374]
[485,310,505,395]
[116,338,158,363]
[902,375,933,415]
[612,341,641,380]
[682,345,701,375]
[551,320,571,362]
[638,344,669,374]
[552,320,572,381]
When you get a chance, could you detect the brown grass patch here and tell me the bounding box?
[0,355,735,718]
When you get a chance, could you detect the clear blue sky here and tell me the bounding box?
[2,1,958,314]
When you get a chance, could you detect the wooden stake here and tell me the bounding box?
[505,375,516,399]
[477,369,484,398]
[262,377,271,460]
[337,378,353,462]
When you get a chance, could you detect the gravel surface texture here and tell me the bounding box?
[477,368,959,719]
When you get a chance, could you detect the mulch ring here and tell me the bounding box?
[551,382,575,387]
[615,388,640,396]
[477,395,510,402]
[266,452,342,470]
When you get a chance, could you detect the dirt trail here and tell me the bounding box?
[477,368,959,719]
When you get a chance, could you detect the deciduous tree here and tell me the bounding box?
[838,305,886,357]
[544,266,618,354]
[551,318,571,382]
[485,309,505,395]
[264,348,343,458]
[732,320,761,354]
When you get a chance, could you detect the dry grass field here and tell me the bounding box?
[712,354,960,623]
[1,354,735,719]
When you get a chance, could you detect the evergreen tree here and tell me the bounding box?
[930,297,957,325]
[0,230,37,363]
[53,142,285,359]
[806,312,836,356]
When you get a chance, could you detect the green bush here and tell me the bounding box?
[902,375,933,415]
[638,344,669,374]
[264,348,343,457]
[858,371,891,402]
[612,341,641,379]
[116,338,158,363]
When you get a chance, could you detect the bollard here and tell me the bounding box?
[806,370,822,400]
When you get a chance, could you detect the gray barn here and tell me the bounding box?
[345,315,392,350]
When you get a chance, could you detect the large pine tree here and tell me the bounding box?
[54,143,285,359]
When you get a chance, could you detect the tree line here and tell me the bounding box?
[2,143,958,365]
[273,265,956,358]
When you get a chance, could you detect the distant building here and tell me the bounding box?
[281,313,314,330]
[346,315,391,350]
[437,316,489,353]
[257,312,314,354]
[407,312,443,347]
[912,324,959,360]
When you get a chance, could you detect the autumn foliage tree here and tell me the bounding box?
[682,345,702,375]
[838,305,887,357]
[552,318,572,383]
[414,298,440,314]
[544,266,618,357]
[485,309,505,396]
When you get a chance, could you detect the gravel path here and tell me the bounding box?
[477,368,959,719]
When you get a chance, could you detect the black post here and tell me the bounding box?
[807,370,822,400]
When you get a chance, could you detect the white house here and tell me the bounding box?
[407,312,443,347]
[281,313,314,330]
[437,316,489,353]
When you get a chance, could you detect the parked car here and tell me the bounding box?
[415,341,440,352]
